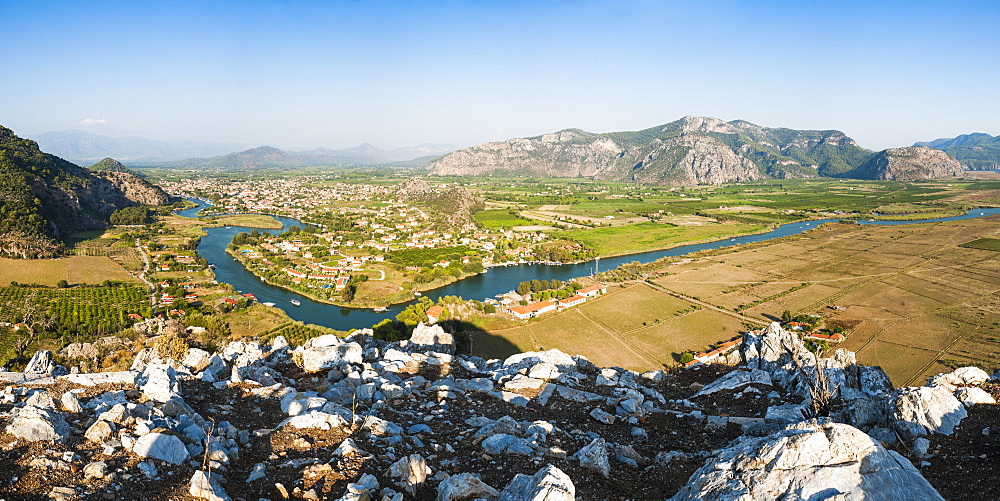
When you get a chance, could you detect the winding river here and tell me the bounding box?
[179,199,1000,331]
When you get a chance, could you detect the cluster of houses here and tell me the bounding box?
[504,285,608,320]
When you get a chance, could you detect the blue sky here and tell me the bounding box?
[2,0,998,150]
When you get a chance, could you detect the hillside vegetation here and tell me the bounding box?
[0,126,170,258]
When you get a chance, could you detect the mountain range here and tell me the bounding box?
[30,130,456,167]
[428,116,964,184]
[0,127,170,258]
[32,130,255,164]
[914,133,1000,170]
[163,143,457,169]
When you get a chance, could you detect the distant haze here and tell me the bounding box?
[2,1,998,151]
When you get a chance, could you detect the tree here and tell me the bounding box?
[483,303,496,314]
[680,352,695,364]
[56,280,68,288]
[781,310,793,323]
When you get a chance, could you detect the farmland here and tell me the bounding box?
[647,215,1000,385]
[477,283,754,371]
[0,255,141,287]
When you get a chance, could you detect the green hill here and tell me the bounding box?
[915,133,1000,170]
[0,126,169,258]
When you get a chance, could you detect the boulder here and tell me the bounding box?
[955,386,996,407]
[189,470,231,501]
[693,369,772,397]
[573,438,610,478]
[893,386,967,441]
[132,432,190,465]
[670,421,944,500]
[503,350,577,372]
[137,363,180,403]
[497,465,575,501]
[481,434,534,455]
[83,461,110,481]
[928,366,990,391]
[24,350,55,375]
[437,473,499,501]
[388,454,431,496]
[64,342,99,359]
[182,348,213,373]
[408,323,456,355]
[85,420,115,442]
[60,391,83,414]
[281,411,349,431]
[294,339,363,373]
[5,391,70,442]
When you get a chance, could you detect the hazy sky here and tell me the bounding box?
[2,0,998,150]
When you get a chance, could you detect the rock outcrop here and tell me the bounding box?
[847,146,964,180]
[0,126,171,258]
[1,321,993,499]
[671,420,944,500]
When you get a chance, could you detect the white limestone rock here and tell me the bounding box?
[132,432,190,465]
[294,338,363,373]
[182,348,213,373]
[497,465,575,501]
[928,366,990,391]
[573,437,610,478]
[5,391,70,442]
[955,386,996,407]
[189,470,231,501]
[60,391,83,414]
[408,322,456,355]
[24,350,55,375]
[693,368,772,397]
[281,410,349,431]
[893,385,967,441]
[437,473,499,501]
[670,421,944,500]
[503,349,577,372]
[388,454,432,496]
[137,363,180,403]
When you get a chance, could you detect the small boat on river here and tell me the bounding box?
[373,306,388,312]
[290,299,301,306]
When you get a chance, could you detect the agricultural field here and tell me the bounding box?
[0,256,141,287]
[646,215,1000,385]
[473,209,537,229]
[478,284,753,371]
[553,221,765,257]
[207,214,283,229]
[0,284,151,366]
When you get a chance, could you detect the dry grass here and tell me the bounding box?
[0,256,140,286]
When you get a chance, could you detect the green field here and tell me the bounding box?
[960,238,1000,251]
[473,209,536,228]
[554,221,765,256]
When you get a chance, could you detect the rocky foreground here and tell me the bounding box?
[1,322,998,500]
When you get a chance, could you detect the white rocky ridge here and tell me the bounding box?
[0,321,992,499]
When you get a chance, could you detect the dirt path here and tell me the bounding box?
[574,308,662,368]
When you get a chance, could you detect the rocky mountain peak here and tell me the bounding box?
[678,116,736,135]
[849,146,964,181]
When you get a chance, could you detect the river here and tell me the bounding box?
[178,199,1000,331]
